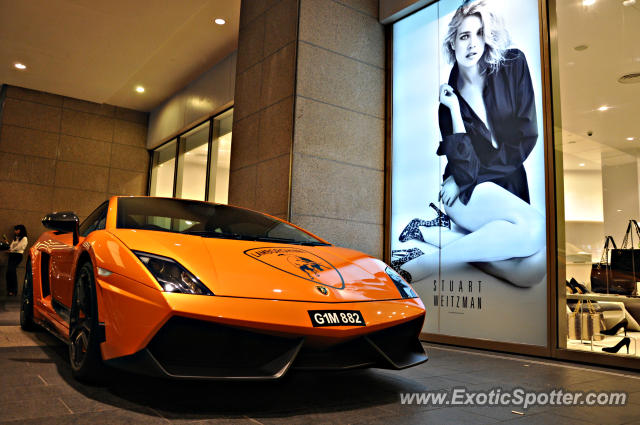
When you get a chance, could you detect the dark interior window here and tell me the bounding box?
[79,201,109,237]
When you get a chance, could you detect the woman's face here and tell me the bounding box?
[453,15,485,69]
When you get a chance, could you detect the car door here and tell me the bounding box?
[50,202,108,317]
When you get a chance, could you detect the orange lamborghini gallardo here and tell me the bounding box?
[21,196,427,382]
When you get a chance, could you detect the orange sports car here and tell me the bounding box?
[21,196,427,382]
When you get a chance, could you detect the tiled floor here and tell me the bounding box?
[1,298,639,424]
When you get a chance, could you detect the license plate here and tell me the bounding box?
[308,310,366,327]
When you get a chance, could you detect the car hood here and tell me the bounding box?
[110,229,404,302]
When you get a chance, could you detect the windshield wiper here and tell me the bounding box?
[181,230,248,240]
[297,241,331,246]
[181,231,329,246]
[252,236,330,246]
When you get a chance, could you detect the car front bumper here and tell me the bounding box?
[97,273,427,379]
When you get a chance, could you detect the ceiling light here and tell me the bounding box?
[597,105,609,111]
[623,0,636,6]
[574,45,589,51]
[628,137,635,141]
[135,86,145,93]
[583,0,596,5]
[13,62,26,70]
[214,18,226,25]
[579,163,585,167]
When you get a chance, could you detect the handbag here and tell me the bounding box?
[567,300,604,341]
[609,220,640,295]
[590,236,616,294]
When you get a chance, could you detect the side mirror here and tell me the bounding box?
[42,211,80,245]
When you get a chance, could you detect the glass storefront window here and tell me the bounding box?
[148,108,233,204]
[149,140,176,197]
[208,109,233,204]
[176,121,210,201]
[554,1,640,358]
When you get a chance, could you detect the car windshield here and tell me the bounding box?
[116,197,328,245]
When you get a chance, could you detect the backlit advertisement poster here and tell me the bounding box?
[391,0,547,345]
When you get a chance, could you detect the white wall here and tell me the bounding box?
[146,52,236,149]
[563,170,604,222]
[602,160,640,244]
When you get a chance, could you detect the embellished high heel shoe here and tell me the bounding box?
[429,202,451,230]
[390,248,424,283]
[602,337,631,354]
[602,318,628,336]
[399,219,428,243]
[398,203,452,243]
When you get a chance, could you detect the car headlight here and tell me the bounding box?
[133,251,214,295]
[385,266,417,299]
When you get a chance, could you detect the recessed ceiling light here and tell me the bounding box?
[597,105,609,111]
[214,18,226,25]
[579,163,585,167]
[617,209,623,212]
[14,62,26,70]
[135,86,145,93]
[623,0,636,6]
[628,137,635,141]
[583,0,596,5]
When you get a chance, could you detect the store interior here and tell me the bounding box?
[557,0,640,357]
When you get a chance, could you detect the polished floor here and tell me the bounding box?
[1,299,639,425]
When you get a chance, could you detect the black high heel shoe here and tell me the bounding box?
[601,318,628,336]
[398,203,451,243]
[602,337,631,354]
[399,219,428,243]
[429,202,451,230]
[390,248,424,283]
[569,277,589,294]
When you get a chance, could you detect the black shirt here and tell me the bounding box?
[437,48,538,205]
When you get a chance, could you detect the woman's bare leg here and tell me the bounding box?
[402,182,545,286]
[471,248,547,287]
[418,226,465,248]
[417,215,546,287]
[415,229,546,287]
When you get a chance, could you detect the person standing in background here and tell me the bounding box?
[4,224,28,296]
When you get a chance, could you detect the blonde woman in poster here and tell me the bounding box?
[393,0,546,288]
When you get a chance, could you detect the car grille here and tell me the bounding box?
[110,315,427,379]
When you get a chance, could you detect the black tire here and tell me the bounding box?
[20,258,35,331]
[69,261,104,383]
